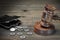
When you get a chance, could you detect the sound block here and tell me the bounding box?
[34,21,56,36]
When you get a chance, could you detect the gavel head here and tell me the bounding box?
[45,4,56,11]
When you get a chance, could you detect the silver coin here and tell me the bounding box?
[10,28,16,32]
[17,28,23,31]
[24,29,30,32]
[20,35,26,39]
[26,32,33,35]
[10,32,15,36]
[17,32,23,35]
